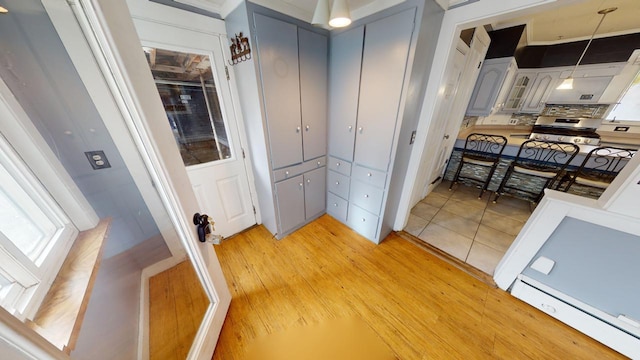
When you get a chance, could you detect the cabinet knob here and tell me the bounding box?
[367,172,372,177]
[305,125,310,131]
[296,126,301,133]
[333,203,338,207]
[364,194,369,198]
[285,171,289,176]
[335,181,339,185]
[361,218,366,222]
[358,127,363,133]
[317,161,321,166]
[307,179,311,184]
[348,125,353,131]
[336,162,340,167]
[299,183,303,187]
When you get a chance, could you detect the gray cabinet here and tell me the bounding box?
[275,175,305,234]
[354,10,415,172]
[252,12,328,238]
[254,14,302,169]
[304,167,326,219]
[503,72,534,112]
[299,28,328,161]
[326,8,416,243]
[466,57,516,116]
[328,26,364,162]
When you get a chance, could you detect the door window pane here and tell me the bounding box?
[143,47,232,166]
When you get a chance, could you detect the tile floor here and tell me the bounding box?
[405,180,533,275]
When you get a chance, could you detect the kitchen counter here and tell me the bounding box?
[456,125,640,154]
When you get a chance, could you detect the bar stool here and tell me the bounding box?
[449,133,508,199]
[560,146,635,195]
[493,140,579,204]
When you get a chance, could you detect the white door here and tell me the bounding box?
[131,17,256,238]
[424,27,491,196]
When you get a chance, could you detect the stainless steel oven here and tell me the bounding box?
[530,116,601,145]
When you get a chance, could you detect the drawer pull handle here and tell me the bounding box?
[364,194,369,198]
[367,172,372,177]
[541,304,556,314]
[361,218,366,222]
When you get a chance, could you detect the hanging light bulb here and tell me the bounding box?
[311,0,329,27]
[556,7,617,90]
[329,0,352,28]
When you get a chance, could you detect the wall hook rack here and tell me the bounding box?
[228,32,251,65]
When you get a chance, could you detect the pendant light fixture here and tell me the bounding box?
[311,0,330,27]
[329,0,352,28]
[556,7,617,90]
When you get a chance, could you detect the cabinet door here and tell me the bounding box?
[304,167,326,220]
[503,72,533,111]
[299,28,328,161]
[521,71,560,113]
[328,26,364,162]
[353,8,416,172]
[254,14,302,169]
[274,175,305,235]
[466,58,512,116]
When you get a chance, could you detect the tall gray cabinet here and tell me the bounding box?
[252,13,328,238]
[327,8,416,243]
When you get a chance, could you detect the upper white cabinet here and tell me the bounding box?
[521,71,560,113]
[327,8,416,243]
[466,57,517,116]
[502,71,534,112]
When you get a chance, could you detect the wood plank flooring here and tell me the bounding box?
[149,260,208,359]
[211,214,624,359]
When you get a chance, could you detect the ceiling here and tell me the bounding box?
[491,0,640,44]
[172,0,639,44]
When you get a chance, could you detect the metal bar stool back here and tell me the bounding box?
[449,133,508,198]
[560,146,635,196]
[493,140,579,204]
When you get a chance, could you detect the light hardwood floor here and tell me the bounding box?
[150,214,624,359]
[149,260,208,359]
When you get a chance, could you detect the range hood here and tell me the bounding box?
[547,63,624,104]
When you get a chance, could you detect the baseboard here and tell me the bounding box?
[137,254,187,360]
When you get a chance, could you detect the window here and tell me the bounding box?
[0,130,77,321]
[607,69,640,121]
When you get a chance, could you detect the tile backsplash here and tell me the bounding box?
[541,104,610,119]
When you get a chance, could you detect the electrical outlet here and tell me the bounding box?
[85,150,111,170]
[508,118,518,125]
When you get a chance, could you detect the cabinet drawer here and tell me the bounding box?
[274,157,326,182]
[352,165,386,188]
[327,170,350,200]
[328,156,351,176]
[347,204,379,240]
[349,180,384,215]
[326,192,348,223]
